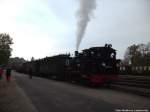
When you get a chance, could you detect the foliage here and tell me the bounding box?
[8,57,26,69]
[124,42,150,66]
[0,33,13,64]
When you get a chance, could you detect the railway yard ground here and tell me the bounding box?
[112,75,150,97]
[0,71,150,112]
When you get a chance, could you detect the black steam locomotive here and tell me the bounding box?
[17,44,120,86]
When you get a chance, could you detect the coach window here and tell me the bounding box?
[132,67,135,71]
[144,66,147,71]
[91,51,94,55]
[136,67,139,71]
[139,66,142,71]
[148,66,150,71]
[77,64,80,71]
[123,67,125,71]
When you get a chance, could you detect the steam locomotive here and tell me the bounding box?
[17,44,120,86]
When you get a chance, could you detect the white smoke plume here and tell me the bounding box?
[76,0,97,51]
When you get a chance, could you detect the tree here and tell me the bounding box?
[124,43,150,66]
[124,44,140,65]
[0,33,13,65]
[8,57,26,69]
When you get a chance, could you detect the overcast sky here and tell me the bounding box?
[0,0,150,60]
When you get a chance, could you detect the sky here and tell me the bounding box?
[0,0,150,60]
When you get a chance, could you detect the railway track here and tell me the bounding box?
[111,75,150,97]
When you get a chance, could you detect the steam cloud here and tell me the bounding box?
[76,0,97,51]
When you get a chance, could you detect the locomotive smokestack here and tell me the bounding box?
[75,51,79,57]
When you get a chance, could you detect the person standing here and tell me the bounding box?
[29,68,32,79]
[0,67,4,80]
[6,67,12,82]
